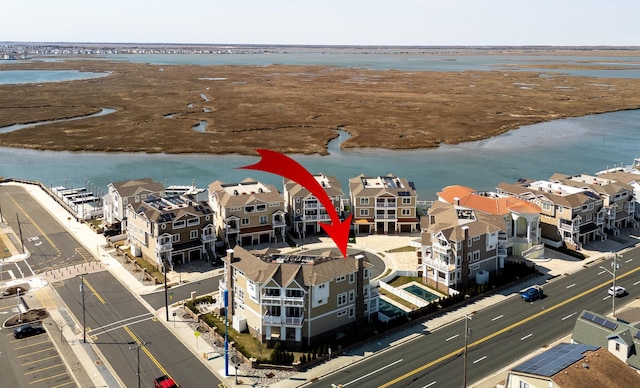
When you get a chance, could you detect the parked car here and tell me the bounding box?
[608,286,626,297]
[153,375,178,388]
[13,324,46,339]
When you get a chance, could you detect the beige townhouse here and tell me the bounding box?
[220,246,375,349]
[418,200,502,292]
[436,185,542,259]
[102,177,165,231]
[497,179,605,250]
[283,173,344,238]
[597,162,640,220]
[208,178,287,248]
[551,173,638,235]
[349,173,419,234]
[126,194,216,270]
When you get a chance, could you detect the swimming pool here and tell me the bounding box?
[404,284,440,302]
[378,299,407,318]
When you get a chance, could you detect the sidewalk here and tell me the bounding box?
[3,181,640,388]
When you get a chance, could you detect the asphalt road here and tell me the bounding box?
[311,247,640,388]
[1,185,223,387]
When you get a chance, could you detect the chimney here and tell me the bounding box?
[454,197,460,206]
[226,248,236,262]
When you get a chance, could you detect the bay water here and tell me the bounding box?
[1,50,639,200]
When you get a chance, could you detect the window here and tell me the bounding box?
[336,275,346,283]
[360,197,369,205]
[190,230,198,239]
[359,209,369,216]
[173,220,186,229]
[349,290,355,302]
[349,273,355,283]
[401,208,411,216]
[349,307,355,318]
[259,215,268,224]
[256,204,266,212]
[542,202,553,211]
[241,218,250,225]
[337,310,347,318]
[244,205,255,213]
[172,234,180,243]
[286,289,304,298]
[230,206,241,212]
[519,381,529,388]
[402,197,411,204]
[472,236,480,242]
[468,238,472,247]
[269,202,280,207]
[337,292,347,306]
[364,269,370,279]
[187,218,199,227]
[586,213,592,222]
[588,203,594,210]
[264,288,280,296]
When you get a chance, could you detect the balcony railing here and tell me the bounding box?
[263,315,281,325]
[374,214,397,220]
[375,201,397,208]
[261,295,305,306]
[272,219,286,227]
[422,257,456,272]
[558,220,579,233]
[155,242,172,252]
[225,224,239,234]
[201,233,216,243]
[284,316,304,326]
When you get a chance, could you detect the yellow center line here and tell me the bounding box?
[124,325,176,382]
[82,277,106,304]
[379,265,640,388]
[8,196,60,256]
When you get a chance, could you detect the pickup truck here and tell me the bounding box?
[520,285,544,302]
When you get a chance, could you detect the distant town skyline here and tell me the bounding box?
[3,1,639,47]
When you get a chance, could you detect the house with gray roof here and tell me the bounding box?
[219,246,376,349]
[349,173,419,235]
[102,177,165,230]
[208,178,287,248]
[571,309,640,370]
[283,173,344,237]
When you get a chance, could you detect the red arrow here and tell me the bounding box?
[239,149,352,258]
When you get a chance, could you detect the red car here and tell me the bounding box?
[153,375,178,388]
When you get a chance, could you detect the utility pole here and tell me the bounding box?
[463,295,471,388]
[164,261,169,321]
[79,275,86,343]
[599,252,620,317]
[129,341,148,388]
[16,213,24,254]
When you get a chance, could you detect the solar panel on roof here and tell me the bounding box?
[512,343,598,377]
[603,320,618,330]
[581,311,618,330]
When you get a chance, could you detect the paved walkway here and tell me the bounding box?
[2,181,640,387]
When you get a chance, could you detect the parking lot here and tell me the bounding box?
[1,300,76,387]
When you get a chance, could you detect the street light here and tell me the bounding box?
[163,261,169,322]
[463,294,472,388]
[599,251,620,317]
[129,341,149,388]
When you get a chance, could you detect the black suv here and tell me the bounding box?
[13,324,46,339]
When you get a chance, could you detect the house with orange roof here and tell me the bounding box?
[436,185,543,259]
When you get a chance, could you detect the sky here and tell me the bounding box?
[3,1,639,46]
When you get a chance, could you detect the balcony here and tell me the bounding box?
[263,315,281,325]
[423,257,456,272]
[201,233,216,243]
[261,295,305,306]
[303,202,319,209]
[272,218,286,227]
[558,219,579,233]
[155,241,172,253]
[283,316,304,326]
[374,213,397,220]
[375,201,397,208]
[225,223,239,234]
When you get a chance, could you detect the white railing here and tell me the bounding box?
[422,257,456,272]
[283,316,304,326]
[263,315,281,325]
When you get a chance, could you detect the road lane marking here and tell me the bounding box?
[8,195,61,258]
[88,315,156,337]
[626,259,633,263]
[342,359,403,386]
[446,334,459,341]
[492,315,503,321]
[82,278,106,304]
[521,334,533,341]
[634,280,640,286]
[24,362,65,375]
[562,312,577,321]
[473,356,487,364]
[603,295,611,300]
[424,381,436,387]
[598,270,606,275]
[566,283,575,289]
[379,264,640,388]
[124,326,175,382]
